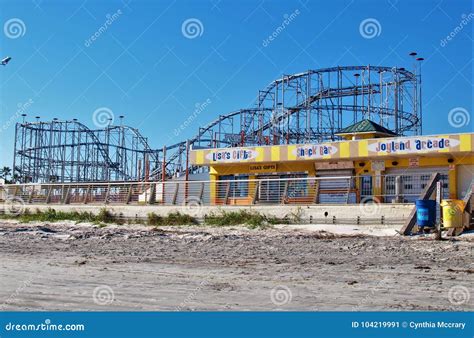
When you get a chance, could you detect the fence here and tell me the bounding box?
[0,173,449,207]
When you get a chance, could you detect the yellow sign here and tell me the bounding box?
[189,133,473,165]
[249,164,277,173]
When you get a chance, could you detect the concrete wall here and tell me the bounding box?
[19,203,414,226]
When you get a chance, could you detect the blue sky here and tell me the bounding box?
[0,0,472,167]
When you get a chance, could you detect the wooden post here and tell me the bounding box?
[199,182,205,201]
[224,182,230,205]
[281,181,289,204]
[84,185,90,204]
[126,184,133,204]
[435,181,442,240]
[28,185,35,204]
[313,180,320,204]
[185,140,189,200]
[149,183,156,205]
[46,185,52,204]
[104,184,111,204]
[162,146,166,204]
[63,186,71,204]
[252,181,260,205]
[172,183,179,205]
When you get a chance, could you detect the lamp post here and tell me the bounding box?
[408,52,424,135]
[416,57,424,135]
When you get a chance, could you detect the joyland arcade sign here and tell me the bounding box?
[368,136,459,154]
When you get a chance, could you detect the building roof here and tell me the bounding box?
[336,119,397,136]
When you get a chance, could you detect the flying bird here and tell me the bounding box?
[1,56,12,66]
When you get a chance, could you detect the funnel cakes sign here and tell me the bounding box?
[369,137,459,154]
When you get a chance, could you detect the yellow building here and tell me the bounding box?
[189,120,474,205]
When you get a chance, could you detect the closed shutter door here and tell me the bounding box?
[316,169,355,203]
[384,167,449,203]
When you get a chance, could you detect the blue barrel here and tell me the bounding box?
[415,200,436,228]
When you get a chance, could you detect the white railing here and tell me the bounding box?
[0,174,449,206]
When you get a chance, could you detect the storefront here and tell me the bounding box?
[189,121,473,205]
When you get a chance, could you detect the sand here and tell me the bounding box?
[0,220,472,311]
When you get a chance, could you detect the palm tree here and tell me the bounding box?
[1,166,12,182]
[12,173,20,183]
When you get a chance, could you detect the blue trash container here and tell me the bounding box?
[415,199,436,228]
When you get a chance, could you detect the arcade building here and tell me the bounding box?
[189,120,474,205]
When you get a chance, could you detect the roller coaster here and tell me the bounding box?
[13,65,422,183]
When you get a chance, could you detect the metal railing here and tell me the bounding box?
[0,174,449,206]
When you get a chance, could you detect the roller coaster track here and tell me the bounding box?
[14,121,161,182]
[14,65,421,183]
[151,66,419,179]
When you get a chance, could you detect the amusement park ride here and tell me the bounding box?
[13,62,424,183]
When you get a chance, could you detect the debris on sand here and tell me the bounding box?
[0,221,472,311]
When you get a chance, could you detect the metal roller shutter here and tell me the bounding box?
[316,169,356,204]
[384,167,449,203]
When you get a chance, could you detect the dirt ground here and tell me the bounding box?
[0,220,472,311]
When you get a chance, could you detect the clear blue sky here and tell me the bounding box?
[0,0,472,167]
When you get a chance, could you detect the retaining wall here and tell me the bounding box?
[16,203,414,226]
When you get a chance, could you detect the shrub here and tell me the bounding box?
[147,212,164,226]
[147,212,197,226]
[204,210,274,229]
[163,212,197,225]
[96,208,115,223]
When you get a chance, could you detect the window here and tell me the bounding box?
[218,175,249,198]
[282,174,307,198]
[401,175,413,191]
[287,180,307,198]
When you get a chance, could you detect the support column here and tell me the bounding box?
[209,169,218,205]
[448,165,457,199]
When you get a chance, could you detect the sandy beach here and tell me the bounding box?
[0,221,472,311]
